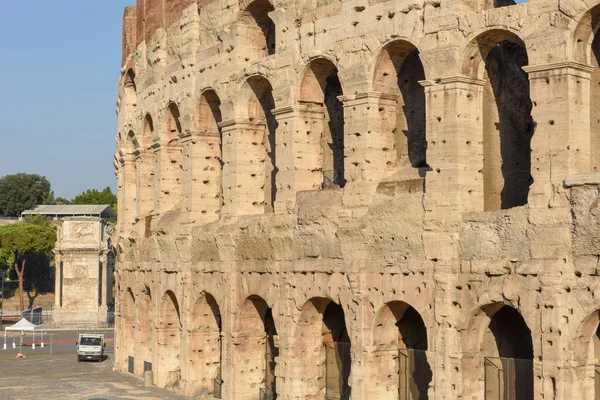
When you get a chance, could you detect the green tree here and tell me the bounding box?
[0,223,56,312]
[45,190,71,205]
[71,186,117,209]
[0,174,52,217]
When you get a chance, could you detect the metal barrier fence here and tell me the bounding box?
[260,387,276,400]
[398,349,430,400]
[484,357,534,400]
[570,366,600,399]
[324,342,351,400]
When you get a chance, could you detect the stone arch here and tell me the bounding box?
[123,68,137,108]
[298,57,346,188]
[292,297,351,399]
[462,29,534,211]
[574,5,600,172]
[232,295,278,400]
[461,303,534,399]
[135,285,153,377]
[158,103,184,212]
[373,40,428,171]
[188,293,222,397]
[369,301,431,399]
[156,290,182,389]
[239,76,278,213]
[569,308,600,399]
[236,0,275,60]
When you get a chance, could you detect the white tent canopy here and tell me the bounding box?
[6,318,37,331]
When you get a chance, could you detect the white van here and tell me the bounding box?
[76,334,105,362]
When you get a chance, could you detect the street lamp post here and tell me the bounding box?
[1,269,5,331]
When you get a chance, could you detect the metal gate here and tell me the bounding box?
[128,356,134,374]
[595,365,600,399]
[324,342,351,400]
[143,361,152,372]
[484,357,533,400]
[398,349,429,400]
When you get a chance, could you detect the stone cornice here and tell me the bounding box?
[419,76,486,87]
[523,61,594,74]
[564,173,600,187]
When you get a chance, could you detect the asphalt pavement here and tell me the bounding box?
[0,329,186,399]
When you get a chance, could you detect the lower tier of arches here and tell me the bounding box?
[114,266,600,400]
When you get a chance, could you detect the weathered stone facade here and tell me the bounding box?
[53,217,113,326]
[115,0,600,398]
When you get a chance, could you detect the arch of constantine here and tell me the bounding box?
[115,0,600,398]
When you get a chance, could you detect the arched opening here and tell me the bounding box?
[136,286,153,377]
[123,288,136,372]
[569,309,600,398]
[465,30,534,211]
[245,76,278,212]
[140,115,156,231]
[463,303,533,399]
[189,293,222,397]
[159,103,184,212]
[232,295,278,399]
[373,41,427,173]
[370,301,431,399]
[292,298,351,399]
[156,290,182,389]
[299,58,345,188]
[124,69,137,108]
[194,90,223,217]
[237,0,275,60]
[574,6,600,173]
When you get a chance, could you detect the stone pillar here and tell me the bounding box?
[137,149,154,224]
[340,92,401,210]
[219,120,271,217]
[54,253,62,308]
[100,253,108,307]
[152,142,161,213]
[157,140,183,213]
[123,153,137,236]
[117,158,125,236]
[181,131,222,226]
[271,106,325,213]
[523,62,594,209]
[420,76,486,399]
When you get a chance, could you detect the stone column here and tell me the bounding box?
[117,158,125,236]
[123,153,137,236]
[181,131,222,226]
[152,142,161,213]
[522,62,593,399]
[339,92,400,210]
[219,120,271,217]
[420,76,486,399]
[271,106,325,213]
[100,253,108,308]
[523,62,594,209]
[157,140,183,213]
[54,253,62,308]
[137,149,154,223]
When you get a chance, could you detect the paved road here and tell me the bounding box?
[0,329,186,400]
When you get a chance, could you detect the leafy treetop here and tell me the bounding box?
[0,174,52,217]
[71,186,117,209]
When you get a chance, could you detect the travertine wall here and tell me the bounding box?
[114,0,600,398]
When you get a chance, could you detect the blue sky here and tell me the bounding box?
[0,1,132,199]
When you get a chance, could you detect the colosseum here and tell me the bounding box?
[114,0,600,398]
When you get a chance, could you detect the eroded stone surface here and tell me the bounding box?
[114,0,600,398]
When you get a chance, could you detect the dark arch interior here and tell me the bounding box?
[322,301,351,399]
[246,0,275,55]
[481,36,534,210]
[487,306,534,400]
